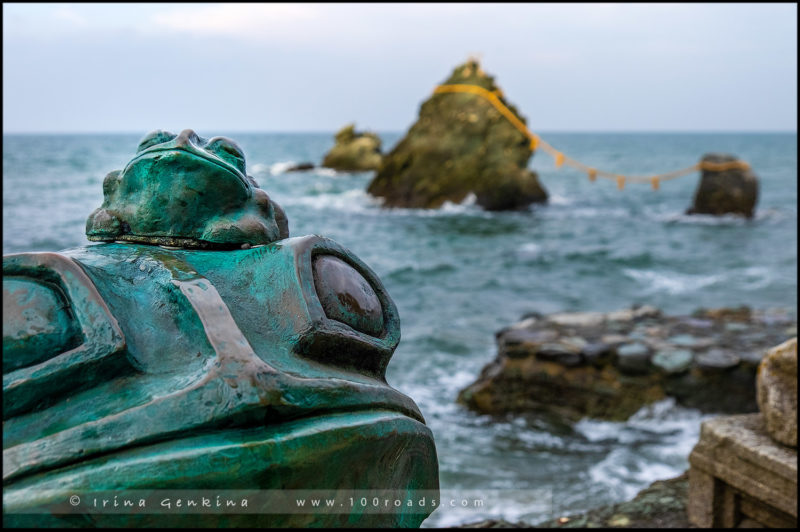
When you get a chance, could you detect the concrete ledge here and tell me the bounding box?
[688,414,797,527]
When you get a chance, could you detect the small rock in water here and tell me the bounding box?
[681,318,714,329]
[601,334,629,346]
[285,162,315,172]
[686,153,758,218]
[667,334,715,349]
[562,336,588,350]
[607,309,634,322]
[581,342,616,367]
[724,322,749,332]
[632,305,662,320]
[548,311,605,328]
[616,342,651,374]
[652,349,693,374]
[322,124,382,172]
[509,316,539,330]
[536,342,583,366]
[501,328,557,346]
[695,349,740,371]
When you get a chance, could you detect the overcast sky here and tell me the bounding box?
[3,3,797,133]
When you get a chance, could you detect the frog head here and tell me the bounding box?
[86,129,288,248]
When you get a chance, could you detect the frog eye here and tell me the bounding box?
[206,137,246,174]
[136,130,176,153]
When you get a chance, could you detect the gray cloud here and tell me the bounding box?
[3,3,797,133]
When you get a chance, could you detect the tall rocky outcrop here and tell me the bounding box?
[367,60,547,210]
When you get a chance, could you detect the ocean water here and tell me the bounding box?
[3,132,797,526]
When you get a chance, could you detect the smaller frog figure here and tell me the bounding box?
[86,129,289,248]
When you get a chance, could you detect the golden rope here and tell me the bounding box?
[432,84,751,188]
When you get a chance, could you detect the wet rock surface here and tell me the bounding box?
[686,153,758,218]
[367,59,547,210]
[535,473,691,528]
[321,123,382,172]
[458,305,796,421]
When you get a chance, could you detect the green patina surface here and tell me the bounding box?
[3,130,439,527]
[85,129,289,248]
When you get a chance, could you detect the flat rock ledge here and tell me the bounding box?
[458,306,796,421]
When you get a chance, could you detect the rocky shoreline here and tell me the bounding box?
[458,305,796,421]
[456,474,690,528]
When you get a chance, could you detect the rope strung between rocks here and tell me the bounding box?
[433,84,751,190]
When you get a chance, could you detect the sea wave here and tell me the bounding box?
[622,269,723,295]
[623,265,775,295]
[652,208,782,225]
[576,398,711,501]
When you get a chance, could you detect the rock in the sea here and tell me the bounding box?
[652,349,693,375]
[616,342,652,375]
[367,59,547,210]
[695,349,740,372]
[756,337,797,447]
[581,342,616,367]
[686,153,758,218]
[285,162,315,172]
[459,305,795,421]
[536,342,583,367]
[321,124,382,172]
[548,311,605,328]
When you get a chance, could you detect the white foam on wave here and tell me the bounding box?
[316,167,338,177]
[375,194,496,219]
[652,208,780,225]
[280,188,374,212]
[548,193,573,206]
[622,268,722,295]
[440,193,477,211]
[624,265,775,295]
[516,242,542,259]
[542,206,631,220]
[267,161,298,175]
[575,398,713,501]
[249,162,271,176]
[736,266,773,290]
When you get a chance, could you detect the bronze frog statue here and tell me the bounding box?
[3,130,439,527]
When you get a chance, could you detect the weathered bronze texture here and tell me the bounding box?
[3,130,439,527]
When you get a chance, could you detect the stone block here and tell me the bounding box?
[688,414,797,528]
[757,337,797,447]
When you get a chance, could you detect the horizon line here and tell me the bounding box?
[3,129,797,136]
